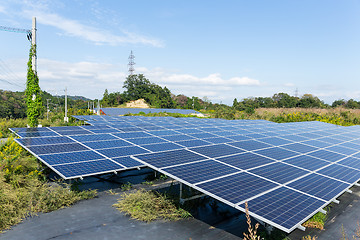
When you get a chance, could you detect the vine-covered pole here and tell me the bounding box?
[32,17,36,72]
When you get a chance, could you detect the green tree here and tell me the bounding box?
[101,89,110,107]
[26,44,43,127]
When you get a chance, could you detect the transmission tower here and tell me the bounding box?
[295,88,299,98]
[128,50,135,75]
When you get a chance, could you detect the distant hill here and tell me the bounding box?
[0,89,92,119]
[58,95,92,101]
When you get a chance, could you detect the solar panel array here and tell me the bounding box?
[11,115,360,233]
[97,107,199,116]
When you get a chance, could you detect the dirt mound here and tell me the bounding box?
[125,99,150,108]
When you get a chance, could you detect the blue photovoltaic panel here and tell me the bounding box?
[14,115,360,233]
[227,135,252,141]
[287,173,349,201]
[216,152,275,170]
[196,172,279,205]
[249,162,309,184]
[188,132,219,139]
[89,129,121,134]
[228,140,272,151]
[280,135,309,142]
[257,137,292,146]
[83,139,132,149]
[10,127,51,133]
[175,139,211,148]
[70,134,118,142]
[162,134,196,142]
[135,149,207,168]
[126,136,167,145]
[54,129,93,136]
[28,143,89,155]
[17,131,59,138]
[317,164,360,184]
[300,140,332,148]
[141,142,183,152]
[325,145,358,155]
[244,187,325,231]
[204,137,233,144]
[52,159,124,178]
[337,157,360,171]
[163,160,240,184]
[307,149,345,162]
[281,143,318,154]
[112,132,152,139]
[190,144,243,158]
[283,155,330,171]
[16,136,74,146]
[40,150,105,165]
[48,126,83,131]
[111,156,144,168]
[98,146,150,158]
[254,147,299,161]
[147,130,179,136]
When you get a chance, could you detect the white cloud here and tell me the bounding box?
[21,10,164,47]
[0,5,5,13]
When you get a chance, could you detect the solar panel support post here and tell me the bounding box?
[319,209,327,214]
[346,189,353,194]
[297,225,306,231]
[179,183,206,205]
[333,199,340,204]
[256,219,274,234]
[355,183,360,187]
[64,87,69,122]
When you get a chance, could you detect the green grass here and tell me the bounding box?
[113,189,192,222]
[0,138,97,232]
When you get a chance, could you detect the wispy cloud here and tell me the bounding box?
[23,10,163,47]
[5,0,164,47]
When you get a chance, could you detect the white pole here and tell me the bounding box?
[32,17,36,73]
[64,87,68,122]
[46,99,50,120]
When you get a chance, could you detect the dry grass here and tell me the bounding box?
[113,189,191,222]
[243,202,260,240]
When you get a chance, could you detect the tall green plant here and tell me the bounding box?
[26,44,43,127]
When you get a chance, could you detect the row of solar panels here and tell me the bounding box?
[10,115,360,233]
[96,107,199,116]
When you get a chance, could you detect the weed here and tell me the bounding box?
[113,188,192,222]
[0,138,96,232]
[302,210,328,230]
[302,235,317,240]
[142,181,154,185]
[243,202,260,240]
[121,182,132,191]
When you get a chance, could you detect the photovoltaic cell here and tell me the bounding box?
[228,140,272,151]
[337,157,360,171]
[40,150,104,165]
[216,152,275,170]
[52,159,124,178]
[243,187,325,231]
[141,142,183,152]
[254,147,299,161]
[197,172,279,205]
[98,146,150,158]
[29,143,89,155]
[317,164,360,184]
[281,143,318,154]
[287,173,349,201]
[163,160,240,184]
[83,139,132,149]
[190,144,244,158]
[175,139,211,148]
[70,134,118,142]
[283,155,330,171]
[111,156,144,168]
[307,150,345,162]
[135,149,207,168]
[249,162,309,184]
[16,136,74,146]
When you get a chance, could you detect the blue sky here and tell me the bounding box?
[0,0,360,105]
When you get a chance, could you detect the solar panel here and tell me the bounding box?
[12,115,360,233]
